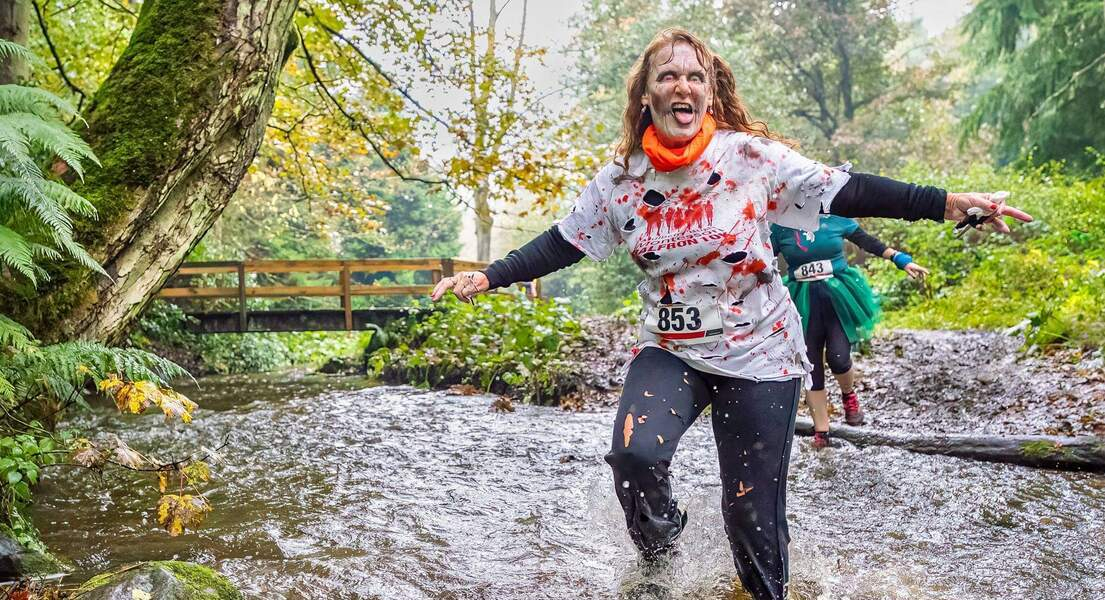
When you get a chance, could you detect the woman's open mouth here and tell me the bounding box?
[670,102,696,126]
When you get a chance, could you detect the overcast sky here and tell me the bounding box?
[495,0,975,98]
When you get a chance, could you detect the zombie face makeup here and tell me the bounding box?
[642,42,712,148]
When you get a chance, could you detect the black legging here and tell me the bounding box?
[606,347,802,600]
[804,281,853,391]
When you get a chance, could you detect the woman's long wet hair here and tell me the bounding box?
[615,28,790,170]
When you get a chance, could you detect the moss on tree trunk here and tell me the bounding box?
[7,0,299,343]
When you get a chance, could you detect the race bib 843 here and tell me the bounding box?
[794,259,834,282]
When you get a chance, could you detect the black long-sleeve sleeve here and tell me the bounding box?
[482,225,585,290]
[845,225,889,257]
[829,172,946,222]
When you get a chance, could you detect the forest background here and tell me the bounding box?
[0,0,1102,552]
[6,0,1103,371]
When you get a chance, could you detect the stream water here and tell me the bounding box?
[33,374,1105,599]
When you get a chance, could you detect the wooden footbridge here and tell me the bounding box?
[157,258,540,334]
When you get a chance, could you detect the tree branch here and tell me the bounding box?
[305,8,454,133]
[299,31,447,186]
[30,0,88,112]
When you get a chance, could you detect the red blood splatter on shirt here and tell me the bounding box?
[697,251,721,266]
[722,233,738,245]
[618,194,630,204]
[767,200,778,211]
[772,320,784,332]
[730,333,752,343]
[725,179,738,192]
[679,188,701,205]
[732,258,767,277]
[742,201,756,220]
[729,306,743,315]
[661,273,677,296]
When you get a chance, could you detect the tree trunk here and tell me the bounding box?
[795,418,1105,473]
[474,185,493,261]
[0,0,29,84]
[11,0,299,343]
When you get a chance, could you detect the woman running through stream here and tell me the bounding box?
[430,28,1032,600]
[771,215,929,448]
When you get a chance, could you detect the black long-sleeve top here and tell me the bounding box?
[483,172,944,289]
[844,226,889,257]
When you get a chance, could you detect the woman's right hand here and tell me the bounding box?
[430,271,490,303]
[944,191,1033,234]
[904,262,929,280]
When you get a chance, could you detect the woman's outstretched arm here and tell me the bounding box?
[845,223,929,280]
[828,172,1032,231]
[429,225,585,302]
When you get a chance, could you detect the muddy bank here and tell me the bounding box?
[852,329,1105,437]
[574,319,1105,437]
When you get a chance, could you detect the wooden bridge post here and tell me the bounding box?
[236,262,247,332]
[340,264,352,330]
[441,258,454,279]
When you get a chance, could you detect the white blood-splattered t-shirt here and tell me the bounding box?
[557,130,850,386]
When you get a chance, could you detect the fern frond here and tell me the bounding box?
[0,342,193,406]
[0,176,74,241]
[0,85,78,120]
[54,232,106,275]
[0,41,41,70]
[0,224,37,284]
[41,179,97,218]
[0,117,44,181]
[28,243,62,262]
[4,112,99,179]
[0,314,34,352]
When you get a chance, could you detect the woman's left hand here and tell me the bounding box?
[904,262,929,280]
[944,191,1033,234]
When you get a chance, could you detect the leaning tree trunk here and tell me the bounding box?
[0,0,29,84]
[15,0,299,343]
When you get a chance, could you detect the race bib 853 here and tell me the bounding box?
[644,302,724,345]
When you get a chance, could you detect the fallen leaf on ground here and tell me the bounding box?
[448,384,481,396]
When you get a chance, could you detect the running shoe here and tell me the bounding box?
[842,390,864,426]
[812,430,831,449]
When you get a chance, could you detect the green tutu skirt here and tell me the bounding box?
[784,265,880,344]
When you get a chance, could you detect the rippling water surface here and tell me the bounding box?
[34,374,1105,599]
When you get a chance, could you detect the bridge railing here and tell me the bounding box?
[158,258,540,332]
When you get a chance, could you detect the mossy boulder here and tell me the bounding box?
[77,561,242,600]
[0,533,69,578]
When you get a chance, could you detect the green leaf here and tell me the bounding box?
[6,470,22,484]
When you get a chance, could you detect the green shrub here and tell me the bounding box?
[131,302,369,373]
[368,294,586,404]
[863,161,1105,349]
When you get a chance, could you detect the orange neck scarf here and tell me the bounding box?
[641,113,717,172]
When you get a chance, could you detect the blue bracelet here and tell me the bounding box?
[892,252,913,270]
